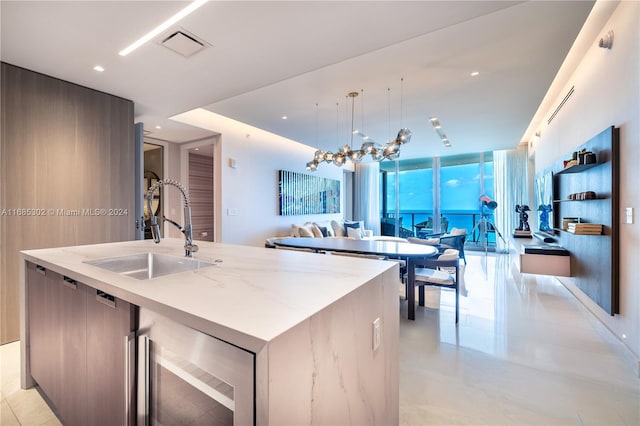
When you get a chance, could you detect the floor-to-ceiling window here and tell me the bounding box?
[381,159,433,237]
[380,152,495,245]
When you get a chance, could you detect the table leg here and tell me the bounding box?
[407,258,415,320]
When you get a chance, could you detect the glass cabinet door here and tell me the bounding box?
[138,309,254,426]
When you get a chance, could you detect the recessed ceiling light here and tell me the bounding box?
[155,125,161,129]
[470,71,480,77]
[118,0,208,56]
[281,116,288,120]
[93,65,105,72]
[195,147,199,151]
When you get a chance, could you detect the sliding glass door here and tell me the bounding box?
[380,152,494,244]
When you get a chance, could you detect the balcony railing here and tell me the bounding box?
[381,210,497,245]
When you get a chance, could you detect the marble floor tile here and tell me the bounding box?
[1,251,639,425]
[1,399,20,426]
[400,252,640,425]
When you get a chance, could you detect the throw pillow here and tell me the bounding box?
[290,224,301,237]
[331,220,346,237]
[298,225,315,238]
[346,226,363,239]
[344,221,363,239]
[310,224,323,238]
[316,225,329,238]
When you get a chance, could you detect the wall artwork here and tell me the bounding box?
[278,170,340,215]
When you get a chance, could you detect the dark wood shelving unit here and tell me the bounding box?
[551,126,619,315]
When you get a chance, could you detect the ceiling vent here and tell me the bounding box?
[159,29,209,58]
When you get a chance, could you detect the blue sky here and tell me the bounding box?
[386,162,494,212]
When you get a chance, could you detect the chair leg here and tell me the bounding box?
[418,286,425,307]
[455,283,459,324]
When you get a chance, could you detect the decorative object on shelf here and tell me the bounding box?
[568,191,597,200]
[565,149,597,169]
[278,170,340,215]
[567,223,603,235]
[537,204,553,232]
[513,204,532,237]
[562,217,579,231]
[305,90,411,171]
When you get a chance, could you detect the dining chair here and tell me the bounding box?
[407,251,460,324]
[439,228,467,264]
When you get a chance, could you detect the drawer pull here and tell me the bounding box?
[62,276,77,289]
[36,265,46,275]
[96,290,116,309]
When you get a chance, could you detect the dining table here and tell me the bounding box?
[272,237,439,320]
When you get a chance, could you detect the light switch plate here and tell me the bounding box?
[626,207,634,224]
[372,318,381,351]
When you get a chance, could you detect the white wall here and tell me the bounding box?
[172,109,346,246]
[532,1,639,359]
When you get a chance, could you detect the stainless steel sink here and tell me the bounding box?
[83,253,215,280]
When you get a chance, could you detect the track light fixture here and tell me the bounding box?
[430,116,452,147]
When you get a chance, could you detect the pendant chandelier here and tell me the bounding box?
[305,91,411,172]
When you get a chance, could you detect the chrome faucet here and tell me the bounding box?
[145,179,198,257]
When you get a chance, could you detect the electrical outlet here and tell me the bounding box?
[372,318,381,351]
[227,208,239,216]
[626,207,634,224]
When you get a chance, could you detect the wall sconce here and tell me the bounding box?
[599,30,614,50]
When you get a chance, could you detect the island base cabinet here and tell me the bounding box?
[86,287,137,426]
[26,261,136,426]
[26,263,88,425]
[26,263,59,406]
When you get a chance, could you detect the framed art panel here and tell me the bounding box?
[278,170,340,215]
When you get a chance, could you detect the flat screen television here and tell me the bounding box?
[534,171,554,234]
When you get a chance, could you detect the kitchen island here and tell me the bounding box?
[21,238,399,425]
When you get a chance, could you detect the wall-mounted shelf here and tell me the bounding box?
[556,162,601,174]
[555,229,604,235]
[553,198,605,203]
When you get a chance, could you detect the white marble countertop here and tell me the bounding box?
[21,238,395,352]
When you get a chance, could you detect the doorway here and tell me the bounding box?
[180,137,220,242]
[143,141,166,239]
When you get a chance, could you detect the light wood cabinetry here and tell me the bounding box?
[58,276,88,426]
[1,62,134,344]
[26,263,59,402]
[26,261,136,425]
[86,287,136,426]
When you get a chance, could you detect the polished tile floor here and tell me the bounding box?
[1,252,639,425]
[400,252,640,425]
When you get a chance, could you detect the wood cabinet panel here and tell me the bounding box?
[86,288,136,426]
[26,263,55,398]
[189,153,215,242]
[1,63,134,343]
[58,278,88,426]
